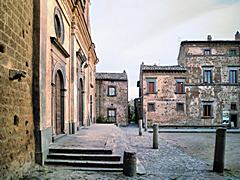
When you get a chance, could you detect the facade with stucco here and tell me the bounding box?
[33,0,98,165]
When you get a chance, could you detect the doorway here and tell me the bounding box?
[78,78,84,128]
[230,114,238,128]
[55,70,64,135]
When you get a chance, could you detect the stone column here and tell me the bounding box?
[123,151,137,177]
[144,112,148,131]
[139,119,143,136]
[153,123,159,149]
[213,128,226,173]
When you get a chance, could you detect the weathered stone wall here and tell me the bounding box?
[142,72,187,125]
[0,0,35,178]
[96,80,128,126]
[179,42,240,126]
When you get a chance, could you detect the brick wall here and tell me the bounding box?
[0,0,35,178]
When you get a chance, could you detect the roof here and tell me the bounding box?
[141,65,186,72]
[180,40,240,46]
[96,72,128,81]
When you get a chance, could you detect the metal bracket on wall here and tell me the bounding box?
[9,69,26,81]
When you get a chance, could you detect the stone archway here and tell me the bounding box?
[54,70,64,135]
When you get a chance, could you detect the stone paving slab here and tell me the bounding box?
[49,124,121,150]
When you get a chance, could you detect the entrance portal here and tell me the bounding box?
[230,114,237,128]
[55,70,64,135]
[78,78,84,128]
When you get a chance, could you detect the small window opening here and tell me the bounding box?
[231,103,237,111]
[14,115,19,126]
[0,44,5,53]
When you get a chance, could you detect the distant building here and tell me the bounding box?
[96,71,128,126]
[138,33,240,127]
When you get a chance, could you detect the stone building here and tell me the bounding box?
[96,71,128,126]
[33,0,98,165]
[0,0,98,178]
[138,33,240,127]
[178,33,240,126]
[138,64,187,125]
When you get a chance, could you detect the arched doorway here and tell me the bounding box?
[78,78,84,128]
[55,70,64,135]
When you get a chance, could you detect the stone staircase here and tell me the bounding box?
[45,147,123,172]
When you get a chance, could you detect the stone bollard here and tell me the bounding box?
[213,128,226,173]
[139,119,143,136]
[153,123,159,149]
[123,151,137,177]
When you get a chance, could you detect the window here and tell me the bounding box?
[107,109,116,122]
[176,103,184,112]
[203,69,212,83]
[231,103,237,110]
[229,69,238,84]
[203,104,212,117]
[148,82,155,93]
[108,86,116,96]
[176,79,185,93]
[146,79,156,94]
[229,49,237,56]
[203,49,211,55]
[54,7,64,43]
[147,103,155,112]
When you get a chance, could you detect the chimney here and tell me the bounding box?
[235,31,240,40]
[207,35,212,41]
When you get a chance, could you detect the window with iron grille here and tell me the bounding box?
[147,103,155,112]
[176,103,184,112]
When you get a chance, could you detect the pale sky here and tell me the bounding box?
[90,0,240,100]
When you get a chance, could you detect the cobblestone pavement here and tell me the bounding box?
[160,133,240,178]
[22,125,239,180]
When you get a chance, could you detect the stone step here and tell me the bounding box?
[45,159,123,168]
[48,166,123,172]
[49,148,113,154]
[47,153,121,161]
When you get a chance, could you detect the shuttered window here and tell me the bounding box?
[203,105,212,117]
[229,70,238,84]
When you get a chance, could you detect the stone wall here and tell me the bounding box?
[0,0,35,178]
[142,72,187,125]
[178,41,240,126]
[96,80,128,126]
